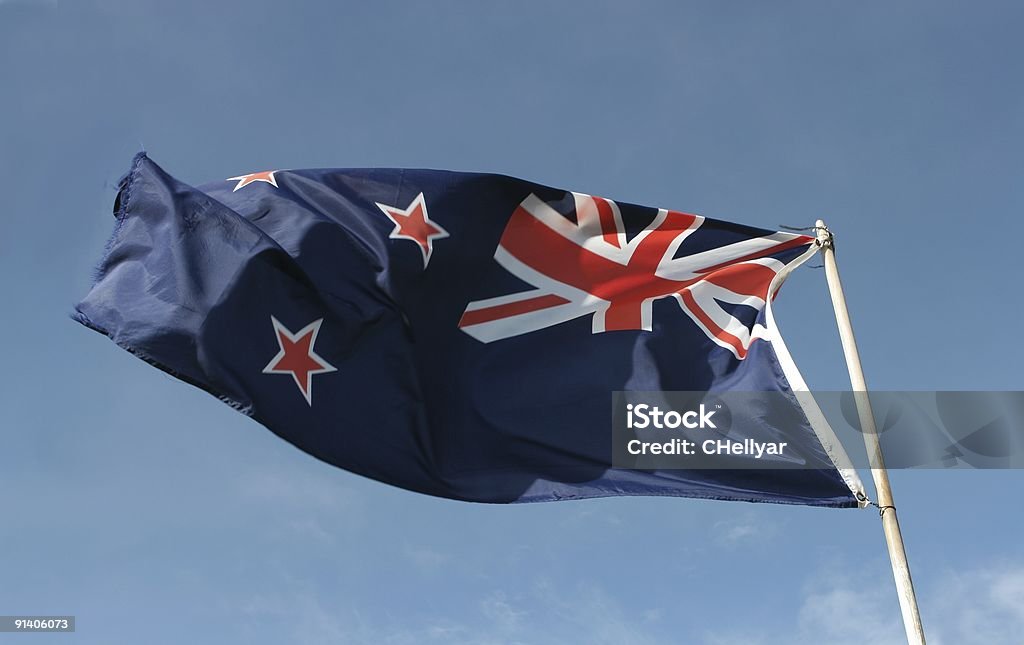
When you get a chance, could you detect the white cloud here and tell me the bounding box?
[796,581,903,645]
[234,467,360,513]
[404,544,451,574]
[225,538,1024,645]
[479,590,527,633]
[700,560,1024,645]
[526,578,667,645]
[712,513,777,546]
[928,565,1024,644]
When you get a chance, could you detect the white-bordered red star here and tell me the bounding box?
[375,192,449,268]
[262,317,336,406]
[227,170,280,192]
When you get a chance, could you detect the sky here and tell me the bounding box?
[2,1,1023,643]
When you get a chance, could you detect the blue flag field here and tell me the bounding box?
[74,154,865,508]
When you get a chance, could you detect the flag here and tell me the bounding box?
[74,153,865,507]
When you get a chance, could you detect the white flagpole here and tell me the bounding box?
[815,220,926,645]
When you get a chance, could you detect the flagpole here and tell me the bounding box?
[815,220,926,645]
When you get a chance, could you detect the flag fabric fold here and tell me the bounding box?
[74,153,865,507]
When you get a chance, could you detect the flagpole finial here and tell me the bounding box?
[814,219,834,250]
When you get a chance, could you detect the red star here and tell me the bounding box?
[227,170,279,192]
[262,317,336,405]
[376,192,449,267]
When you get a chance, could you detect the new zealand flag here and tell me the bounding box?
[74,154,865,508]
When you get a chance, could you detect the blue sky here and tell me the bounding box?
[2,1,1022,643]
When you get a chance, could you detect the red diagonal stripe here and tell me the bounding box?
[459,293,570,328]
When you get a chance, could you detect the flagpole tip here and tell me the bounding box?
[814,219,833,249]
